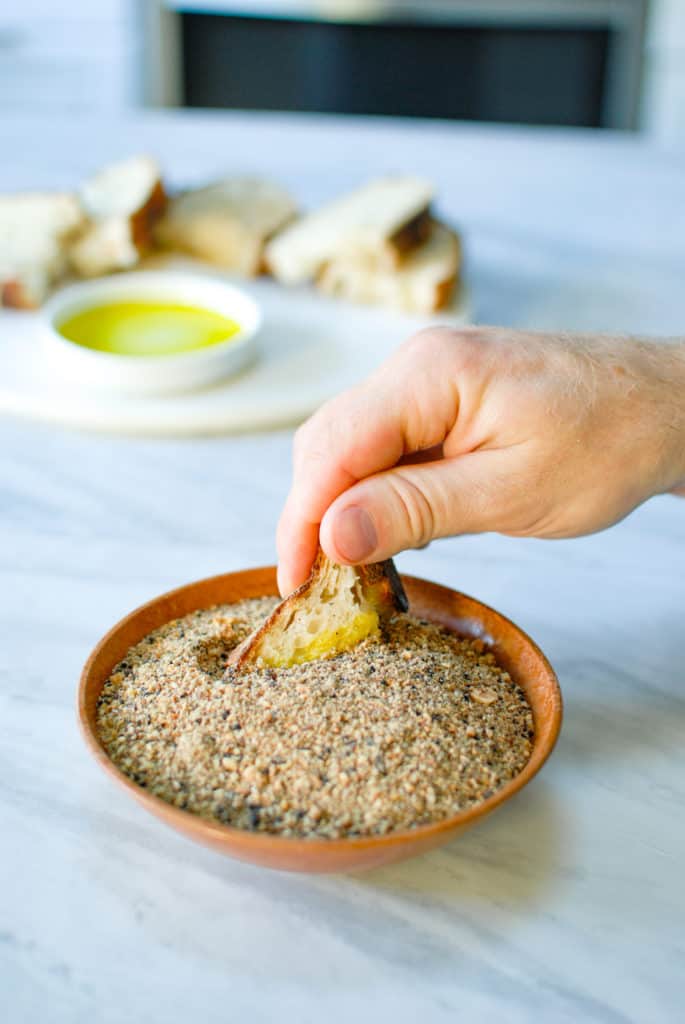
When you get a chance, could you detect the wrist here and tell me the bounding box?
[619,338,685,501]
[656,339,685,495]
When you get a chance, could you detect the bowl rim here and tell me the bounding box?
[78,567,563,859]
[42,270,261,368]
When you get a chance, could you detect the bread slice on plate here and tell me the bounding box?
[155,176,297,276]
[68,155,167,277]
[0,192,85,308]
[228,550,409,671]
[264,175,434,285]
[317,219,461,314]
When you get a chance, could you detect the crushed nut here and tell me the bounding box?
[471,687,499,706]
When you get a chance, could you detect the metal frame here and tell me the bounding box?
[137,0,183,108]
[141,0,648,129]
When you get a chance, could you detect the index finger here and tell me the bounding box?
[276,387,403,595]
[276,330,462,593]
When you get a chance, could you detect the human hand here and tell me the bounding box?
[277,327,685,596]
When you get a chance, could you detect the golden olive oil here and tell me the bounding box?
[58,300,241,357]
[260,611,381,668]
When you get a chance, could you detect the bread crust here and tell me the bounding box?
[387,207,432,261]
[433,273,458,311]
[356,557,409,612]
[227,551,408,671]
[130,179,168,251]
[1,279,35,309]
[317,219,461,314]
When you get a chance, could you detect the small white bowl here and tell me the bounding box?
[42,272,261,397]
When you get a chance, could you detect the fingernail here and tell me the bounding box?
[333,506,378,562]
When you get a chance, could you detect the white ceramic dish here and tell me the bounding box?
[41,271,261,397]
[1,266,472,435]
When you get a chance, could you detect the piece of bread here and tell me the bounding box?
[155,176,298,276]
[1,265,53,310]
[68,155,167,278]
[0,192,85,308]
[317,219,461,314]
[264,175,434,285]
[228,550,408,671]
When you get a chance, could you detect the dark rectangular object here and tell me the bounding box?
[181,13,610,128]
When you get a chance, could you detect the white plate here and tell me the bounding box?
[0,269,471,436]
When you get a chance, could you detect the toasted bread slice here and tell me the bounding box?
[155,176,297,275]
[69,155,167,277]
[317,220,461,314]
[228,551,408,671]
[0,192,85,308]
[264,175,434,285]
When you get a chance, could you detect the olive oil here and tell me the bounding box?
[58,300,241,357]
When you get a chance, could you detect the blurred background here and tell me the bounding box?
[0,0,682,143]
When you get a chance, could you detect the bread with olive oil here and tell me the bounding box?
[228,550,408,670]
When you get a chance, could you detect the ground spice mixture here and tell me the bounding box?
[97,598,534,839]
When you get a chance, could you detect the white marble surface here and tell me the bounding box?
[1,110,684,1023]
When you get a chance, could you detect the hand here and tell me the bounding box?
[277,327,685,595]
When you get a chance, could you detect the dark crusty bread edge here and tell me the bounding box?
[387,207,432,260]
[130,179,168,252]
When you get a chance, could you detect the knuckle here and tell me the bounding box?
[292,411,317,452]
[293,415,327,465]
[292,420,312,456]
[400,326,454,361]
[388,471,436,548]
[294,389,352,456]
[400,325,491,376]
[446,327,494,373]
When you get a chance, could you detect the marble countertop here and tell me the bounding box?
[1,110,684,1023]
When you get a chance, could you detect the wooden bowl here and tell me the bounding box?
[78,567,562,873]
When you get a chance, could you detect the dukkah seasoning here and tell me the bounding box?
[97,598,534,839]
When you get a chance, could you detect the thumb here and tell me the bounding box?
[319,451,514,563]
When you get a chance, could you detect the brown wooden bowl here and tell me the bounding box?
[78,567,562,874]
